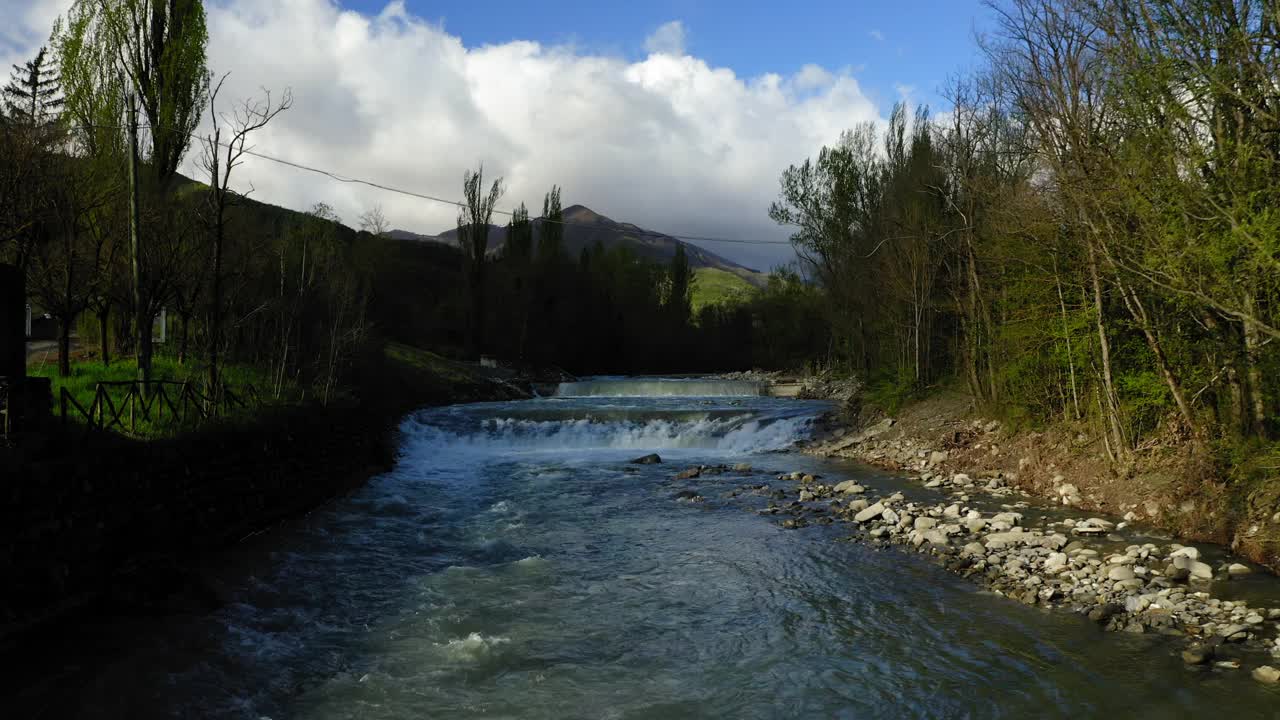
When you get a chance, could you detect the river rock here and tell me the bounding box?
[854,502,886,523]
[1174,558,1214,580]
[1107,566,1136,582]
[929,450,949,466]
[1169,546,1200,561]
[833,480,866,495]
[732,463,752,472]
[881,508,900,524]
[921,529,949,546]
[799,490,815,502]
[846,499,869,512]
[1253,666,1280,685]
[1182,644,1214,665]
[675,467,702,480]
[1227,563,1251,577]
[630,454,662,464]
[1219,624,1250,642]
[962,542,987,557]
[1045,552,1069,572]
[914,517,938,530]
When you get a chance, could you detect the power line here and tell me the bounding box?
[80,122,795,247]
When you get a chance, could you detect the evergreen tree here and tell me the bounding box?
[2,46,64,129]
[666,243,693,325]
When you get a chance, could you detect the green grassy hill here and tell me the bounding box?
[692,267,760,311]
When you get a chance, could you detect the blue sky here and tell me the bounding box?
[342,0,995,112]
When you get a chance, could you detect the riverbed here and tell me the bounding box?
[42,379,1280,717]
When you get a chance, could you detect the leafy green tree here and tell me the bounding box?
[457,165,504,357]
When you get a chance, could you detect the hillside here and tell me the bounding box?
[692,267,759,311]
[393,205,769,287]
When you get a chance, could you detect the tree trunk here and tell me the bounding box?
[98,307,110,367]
[1086,238,1126,456]
[1053,257,1081,420]
[177,312,190,364]
[1117,280,1197,434]
[1242,287,1268,436]
[58,316,72,377]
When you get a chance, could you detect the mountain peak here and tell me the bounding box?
[561,204,605,224]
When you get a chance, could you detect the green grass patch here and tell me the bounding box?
[29,356,285,438]
[691,268,759,312]
[383,343,480,385]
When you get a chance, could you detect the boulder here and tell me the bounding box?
[914,517,939,530]
[1169,546,1200,561]
[1227,563,1251,577]
[929,450,949,466]
[1253,666,1280,685]
[962,542,987,557]
[921,529,949,546]
[833,480,866,495]
[630,453,662,464]
[1107,566,1136,582]
[675,467,702,480]
[854,502,886,523]
[1045,552,1069,572]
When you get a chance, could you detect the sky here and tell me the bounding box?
[1,0,994,270]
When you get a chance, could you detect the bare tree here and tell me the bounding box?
[198,73,292,400]
[358,204,390,237]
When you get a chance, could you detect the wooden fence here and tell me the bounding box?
[60,380,262,436]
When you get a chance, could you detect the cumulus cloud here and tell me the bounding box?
[2,0,885,270]
[644,20,687,57]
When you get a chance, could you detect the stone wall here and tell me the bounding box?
[0,405,398,639]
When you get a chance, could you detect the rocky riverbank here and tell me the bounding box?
[657,451,1280,686]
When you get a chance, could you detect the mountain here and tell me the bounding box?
[391,205,768,287]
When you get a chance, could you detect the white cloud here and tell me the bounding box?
[3,0,886,270]
[869,29,885,42]
[643,20,686,57]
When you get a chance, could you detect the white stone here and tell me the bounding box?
[854,503,885,523]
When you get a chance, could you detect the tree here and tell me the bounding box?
[199,74,292,400]
[358,204,390,237]
[55,0,210,382]
[3,46,64,129]
[666,243,693,326]
[457,166,504,357]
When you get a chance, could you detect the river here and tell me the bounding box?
[57,379,1278,717]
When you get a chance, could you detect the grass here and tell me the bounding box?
[29,355,286,438]
[383,342,479,385]
[691,267,759,311]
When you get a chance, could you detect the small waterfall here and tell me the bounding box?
[553,378,765,398]
[402,410,812,456]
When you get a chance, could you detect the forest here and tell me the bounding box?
[0,0,828,405]
[769,0,1279,464]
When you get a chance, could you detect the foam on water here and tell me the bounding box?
[437,633,510,663]
[554,378,764,397]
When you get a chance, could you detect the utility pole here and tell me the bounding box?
[127,87,148,383]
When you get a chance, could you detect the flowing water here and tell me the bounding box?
[59,380,1280,718]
